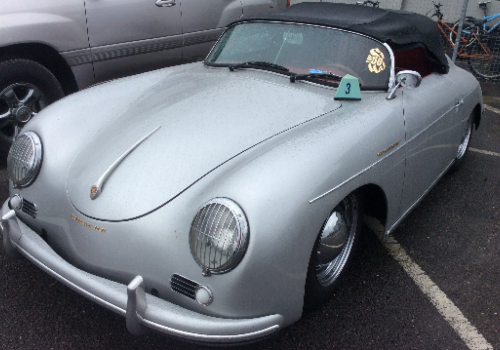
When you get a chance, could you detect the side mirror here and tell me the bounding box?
[387,70,422,100]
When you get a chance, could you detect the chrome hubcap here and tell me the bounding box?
[457,121,472,160]
[0,83,46,143]
[13,105,32,123]
[315,196,358,287]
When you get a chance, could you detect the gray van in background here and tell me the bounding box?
[0,0,288,156]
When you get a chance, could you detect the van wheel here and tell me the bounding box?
[0,59,64,160]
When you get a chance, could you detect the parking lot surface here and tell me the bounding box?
[0,82,498,350]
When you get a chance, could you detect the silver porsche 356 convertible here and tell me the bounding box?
[1,3,482,345]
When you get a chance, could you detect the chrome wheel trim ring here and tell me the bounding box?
[315,196,358,287]
[457,120,472,160]
[0,83,47,143]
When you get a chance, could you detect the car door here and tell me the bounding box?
[399,73,463,216]
[84,0,183,83]
[180,0,242,63]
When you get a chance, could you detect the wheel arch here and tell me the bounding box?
[0,42,79,95]
[473,102,482,130]
[355,183,388,227]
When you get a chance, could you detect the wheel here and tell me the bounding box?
[468,36,500,79]
[304,192,363,310]
[0,59,64,160]
[449,21,476,48]
[449,113,473,173]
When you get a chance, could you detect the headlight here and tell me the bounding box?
[189,198,249,275]
[7,131,42,188]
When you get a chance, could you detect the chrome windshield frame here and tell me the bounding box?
[204,20,394,91]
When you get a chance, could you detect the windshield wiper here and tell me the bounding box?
[290,72,343,83]
[228,61,290,73]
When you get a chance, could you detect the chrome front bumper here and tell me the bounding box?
[0,200,283,344]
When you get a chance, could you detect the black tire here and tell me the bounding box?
[0,59,64,160]
[449,113,473,173]
[304,192,363,311]
[469,58,500,79]
[468,35,500,79]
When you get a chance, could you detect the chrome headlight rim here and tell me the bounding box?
[189,197,249,275]
[7,131,43,188]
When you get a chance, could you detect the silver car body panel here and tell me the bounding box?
[0,0,89,52]
[84,0,184,82]
[65,68,342,221]
[1,37,482,341]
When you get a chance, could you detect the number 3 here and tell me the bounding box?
[345,83,351,94]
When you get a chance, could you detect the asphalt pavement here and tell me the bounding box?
[0,82,499,350]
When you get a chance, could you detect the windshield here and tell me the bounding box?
[206,22,391,89]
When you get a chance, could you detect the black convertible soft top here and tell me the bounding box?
[235,2,449,74]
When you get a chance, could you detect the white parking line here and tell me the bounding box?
[470,148,500,157]
[364,217,494,350]
[484,104,500,115]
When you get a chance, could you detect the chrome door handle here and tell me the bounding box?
[155,0,175,7]
[454,99,463,107]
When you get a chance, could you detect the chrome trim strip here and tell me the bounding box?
[141,319,280,343]
[215,20,388,48]
[386,159,454,235]
[89,29,223,64]
[206,21,392,90]
[91,126,161,200]
[61,49,93,67]
[91,35,184,63]
[184,28,224,47]
[309,144,404,204]
[383,42,396,91]
[406,99,466,145]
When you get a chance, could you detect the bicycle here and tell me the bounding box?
[430,1,500,79]
[356,1,380,7]
[449,1,500,47]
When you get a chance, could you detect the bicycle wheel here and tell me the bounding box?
[468,34,500,79]
[449,21,476,47]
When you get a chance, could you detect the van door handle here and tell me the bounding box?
[155,0,175,7]
[454,99,463,107]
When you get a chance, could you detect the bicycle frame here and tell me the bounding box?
[462,12,500,34]
[436,19,493,59]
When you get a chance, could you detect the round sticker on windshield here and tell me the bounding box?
[366,48,386,73]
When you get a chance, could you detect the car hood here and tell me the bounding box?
[67,70,341,221]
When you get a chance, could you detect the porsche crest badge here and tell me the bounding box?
[366,48,386,73]
[90,185,98,199]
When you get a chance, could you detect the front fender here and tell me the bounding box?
[0,0,88,52]
[182,89,406,324]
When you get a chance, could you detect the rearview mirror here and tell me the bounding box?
[387,70,422,99]
[397,70,422,89]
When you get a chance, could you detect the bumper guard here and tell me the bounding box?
[0,200,283,344]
